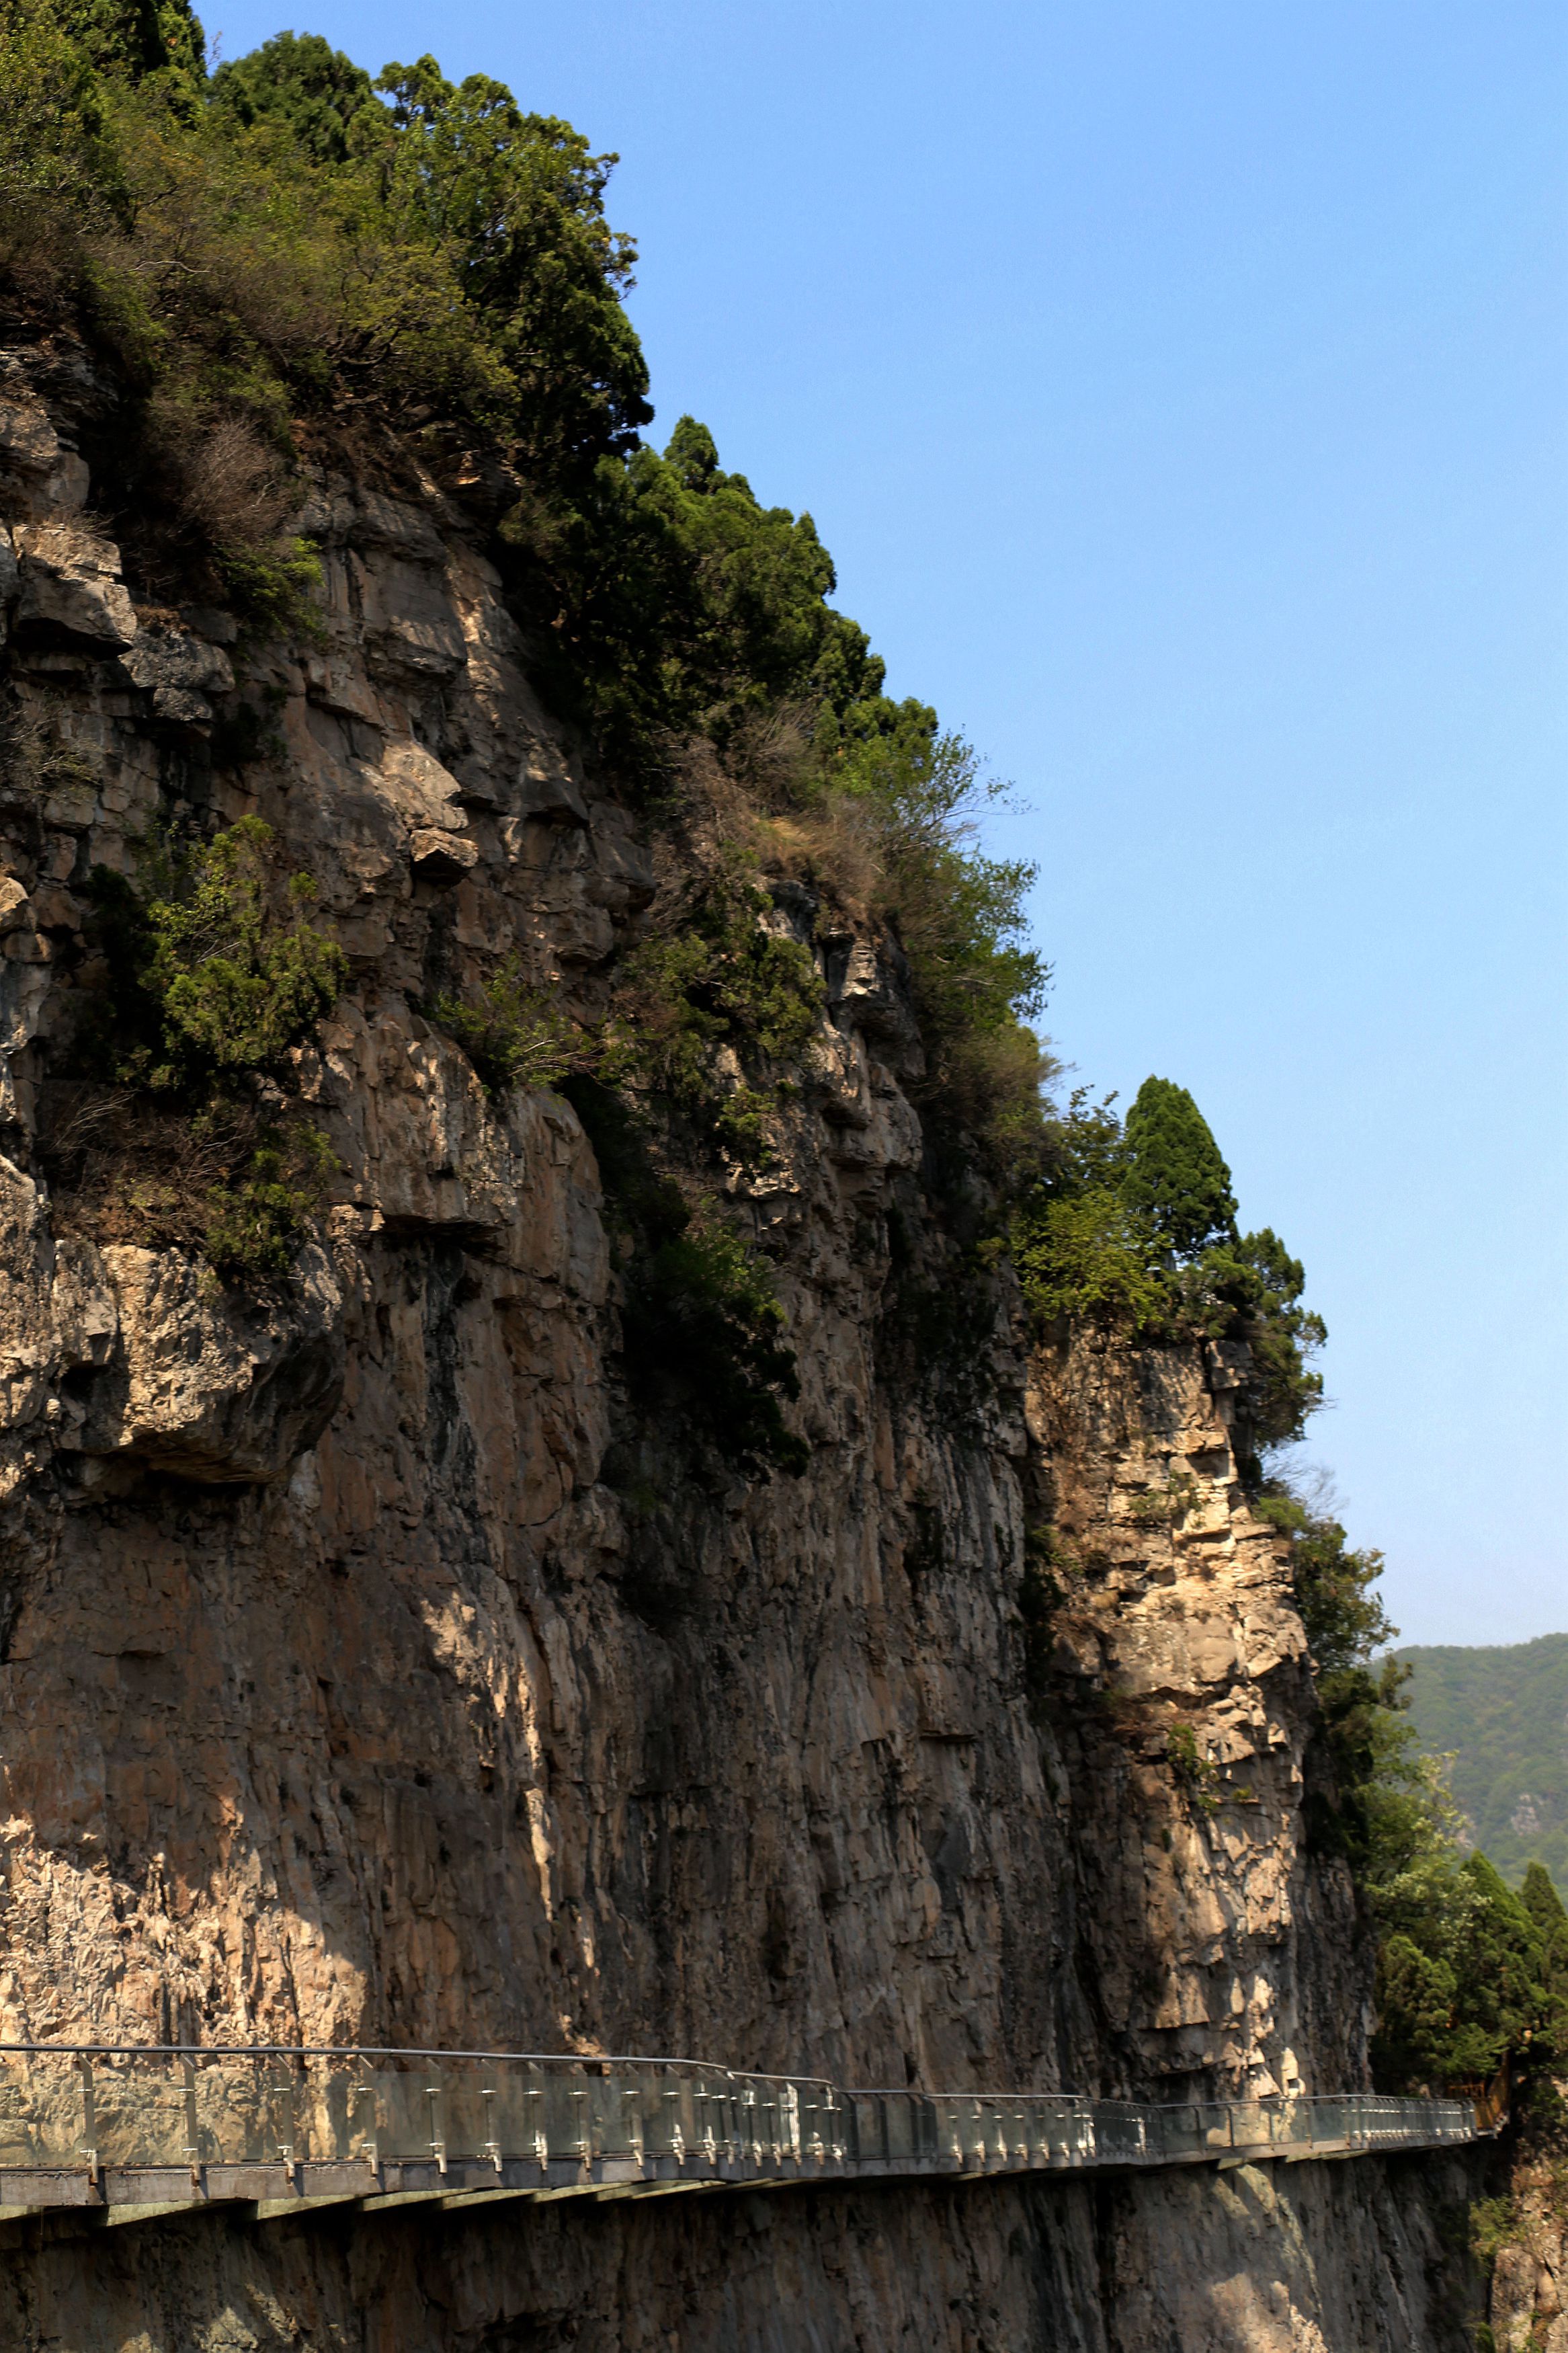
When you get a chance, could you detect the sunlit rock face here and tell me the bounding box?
[0,342,1473,2351]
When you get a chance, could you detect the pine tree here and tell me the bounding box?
[1121,1076,1237,1259]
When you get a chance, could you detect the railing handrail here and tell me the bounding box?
[0,2042,1484,2223]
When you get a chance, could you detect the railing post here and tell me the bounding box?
[183,2059,201,2188]
[278,2075,298,2186]
[425,2083,446,2176]
[355,2077,380,2178]
[77,2057,99,2188]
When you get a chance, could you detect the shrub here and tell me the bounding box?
[57,817,343,1283]
[1168,1721,1221,1816]
[621,1216,810,1478]
[39,1092,335,1283]
[196,1115,335,1279]
[1013,1188,1167,1330]
[604,861,823,1168]
[82,815,345,1094]
[432,957,581,1099]
[560,1078,808,1478]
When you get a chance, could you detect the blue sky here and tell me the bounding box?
[207,0,1567,1644]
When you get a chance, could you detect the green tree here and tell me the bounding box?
[209,32,376,163]
[56,0,204,98]
[1522,1861,1567,1942]
[372,54,651,479]
[1122,1076,1237,1259]
[1373,1935,1461,2088]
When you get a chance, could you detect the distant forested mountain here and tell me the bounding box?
[1395,1635,1568,1889]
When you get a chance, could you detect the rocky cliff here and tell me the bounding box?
[0,335,1481,2348]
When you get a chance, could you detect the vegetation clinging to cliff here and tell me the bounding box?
[3,0,1053,1170]
[1255,1488,1568,2096]
[46,819,343,1279]
[1012,1079,1325,1466]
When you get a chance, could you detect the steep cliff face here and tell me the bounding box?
[0,336,1472,2347]
[0,2146,1487,2353]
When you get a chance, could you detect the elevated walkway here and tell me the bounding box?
[0,2046,1485,2231]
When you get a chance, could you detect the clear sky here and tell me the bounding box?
[206,0,1567,1645]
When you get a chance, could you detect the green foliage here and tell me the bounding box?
[1370,1839,1547,2086]
[819,725,1052,1146]
[209,31,374,163]
[198,1115,335,1280]
[2,11,1048,1166]
[432,957,579,1099]
[1395,1636,1568,1892]
[606,862,823,1168]
[212,537,324,640]
[1008,1085,1323,1455]
[83,816,345,1096]
[507,422,1051,1156]
[56,0,205,97]
[1523,1862,1568,1949]
[1270,1478,1568,2091]
[1168,1720,1221,1816]
[1128,1472,1199,1525]
[622,1216,810,1478]
[0,0,126,224]
[63,819,343,1284]
[505,414,881,776]
[1470,2200,1520,2269]
[0,9,649,607]
[1181,1228,1326,1453]
[370,55,651,479]
[1013,1187,1167,1330]
[1122,1076,1237,1258]
[563,1078,808,1479]
[1019,1527,1067,1702]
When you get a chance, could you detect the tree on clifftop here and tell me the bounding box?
[1122,1075,1238,1259]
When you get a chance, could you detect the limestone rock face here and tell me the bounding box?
[0,340,1456,2348]
[1485,2173,1568,2353]
[63,1239,350,1485]
[0,2145,1486,2353]
[12,524,136,650]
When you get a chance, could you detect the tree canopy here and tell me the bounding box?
[1122,1076,1237,1259]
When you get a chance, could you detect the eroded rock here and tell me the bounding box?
[13,523,136,649]
[63,1241,348,1484]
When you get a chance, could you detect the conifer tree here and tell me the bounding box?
[1121,1075,1238,1259]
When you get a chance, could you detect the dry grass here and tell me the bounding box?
[155,401,293,552]
[39,1083,261,1252]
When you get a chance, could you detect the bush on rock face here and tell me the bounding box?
[83,816,345,1095]
[1008,1079,1324,1470]
[47,819,344,1284]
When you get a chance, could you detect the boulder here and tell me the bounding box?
[13,524,136,650]
[119,627,235,722]
[65,1240,348,1484]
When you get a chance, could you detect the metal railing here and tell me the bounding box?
[0,2047,1483,2221]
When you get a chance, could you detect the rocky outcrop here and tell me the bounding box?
[0,334,1471,2346]
[1481,2167,1568,2353]
[0,2149,1486,2353]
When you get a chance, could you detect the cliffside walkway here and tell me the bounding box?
[0,2047,1485,2228]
